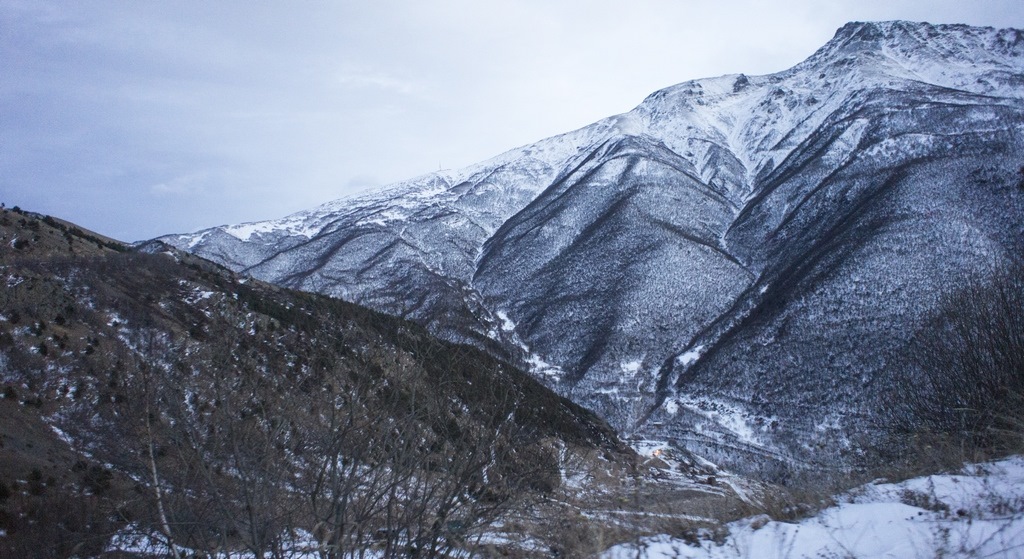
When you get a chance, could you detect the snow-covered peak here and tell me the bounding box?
[801,21,1024,96]
[825,20,1023,60]
[622,20,1024,199]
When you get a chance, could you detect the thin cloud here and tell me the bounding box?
[150,172,212,197]
[333,70,424,96]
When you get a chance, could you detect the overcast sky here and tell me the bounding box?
[3,0,1023,241]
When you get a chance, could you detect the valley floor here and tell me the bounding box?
[601,455,1024,559]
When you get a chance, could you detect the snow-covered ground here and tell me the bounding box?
[603,455,1024,559]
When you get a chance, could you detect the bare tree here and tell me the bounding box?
[895,263,1024,454]
[300,344,545,559]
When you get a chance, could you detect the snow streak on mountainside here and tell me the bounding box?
[161,21,1024,475]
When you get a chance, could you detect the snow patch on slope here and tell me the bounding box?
[676,345,706,367]
[663,396,767,447]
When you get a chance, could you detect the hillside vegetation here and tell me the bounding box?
[0,207,641,557]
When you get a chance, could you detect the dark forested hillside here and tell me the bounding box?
[0,206,634,557]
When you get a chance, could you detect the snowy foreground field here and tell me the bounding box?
[603,456,1024,559]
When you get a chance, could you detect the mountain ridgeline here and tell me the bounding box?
[162,21,1024,475]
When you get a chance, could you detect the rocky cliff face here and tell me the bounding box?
[161,21,1024,474]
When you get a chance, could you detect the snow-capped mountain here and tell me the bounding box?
[160,21,1024,475]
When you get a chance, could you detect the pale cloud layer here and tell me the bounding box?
[2,0,1022,240]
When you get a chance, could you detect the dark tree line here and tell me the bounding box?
[890,262,1024,456]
